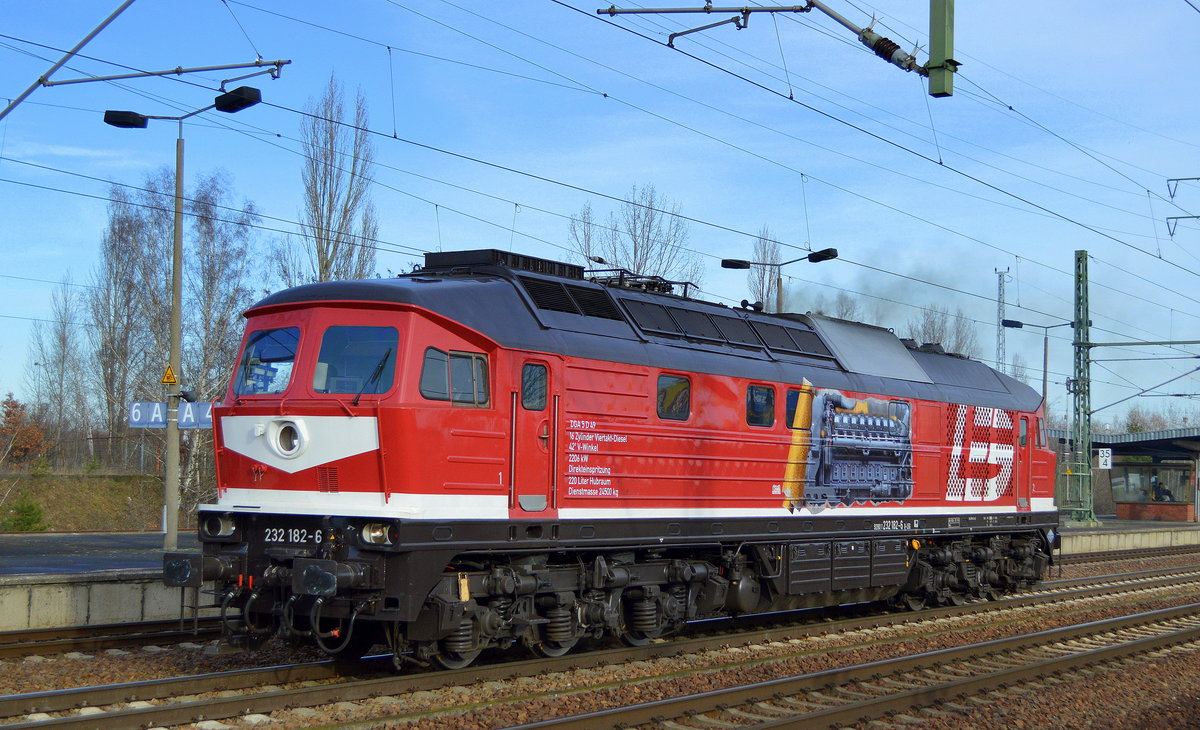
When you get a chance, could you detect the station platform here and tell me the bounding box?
[1,521,1199,632]
[1059,518,1200,554]
[0,532,197,633]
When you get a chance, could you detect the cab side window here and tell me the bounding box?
[521,363,548,411]
[746,384,775,427]
[657,374,690,421]
[420,348,489,405]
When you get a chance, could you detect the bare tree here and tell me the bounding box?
[1009,352,1031,384]
[1124,404,1169,433]
[568,184,702,285]
[747,226,780,310]
[806,290,864,321]
[25,279,89,466]
[906,304,980,358]
[830,291,862,321]
[84,172,174,471]
[185,172,261,399]
[276,74,377,286]
[567,201,600,268]
[82,168,261,480]
[180,171,262,510]
[88,182,154,468]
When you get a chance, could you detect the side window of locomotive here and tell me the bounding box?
[419,348,450,400]
[657,374,690,421]
[451,352,489,405]
[746,385,775,427]
[1019,417,1028,448]
[1036,418,1047,447]
[233,327,300,395]
[521,363,548,411]
[313,326,398,395]
[419,348,489,406]
[784,388,812,429]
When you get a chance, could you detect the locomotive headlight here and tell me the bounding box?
[361,522,396,546]
[266,418,309,459]
[201,514,237,539]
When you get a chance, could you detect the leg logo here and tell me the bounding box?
[946,405,1014,501]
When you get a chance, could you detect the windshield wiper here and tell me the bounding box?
[353,348,393,407]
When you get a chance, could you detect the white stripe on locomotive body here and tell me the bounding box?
[209,489,509,519]
[221,415,379,475]
[207,487,1056,522]
[555,506,1055,519]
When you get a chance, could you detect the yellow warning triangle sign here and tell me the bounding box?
[161,365,178,386]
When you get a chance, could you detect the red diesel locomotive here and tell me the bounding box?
[165,249,1058,669]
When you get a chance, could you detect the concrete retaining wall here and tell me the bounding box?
[0,570,211,632]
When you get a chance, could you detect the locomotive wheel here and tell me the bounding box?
[528,601,582,657]
[900,593,926,612]
[531,636,579,657]
[619,628,655,647]
[430,647,483,670]
[429,617,484,669]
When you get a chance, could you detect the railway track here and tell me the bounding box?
[1060,543,1200,566]
[0,618,222,661]
[0,543,1185,663]
[514,602,1200,729]
[2,564,1197,729]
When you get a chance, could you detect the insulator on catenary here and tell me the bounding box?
[871,36,903,62]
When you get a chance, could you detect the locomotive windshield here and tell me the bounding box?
[233,327,300,395]
[313,326,399,395]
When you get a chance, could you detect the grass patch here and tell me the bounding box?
[0,475,162,532]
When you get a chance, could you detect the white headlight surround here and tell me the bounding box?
[266,418,309,460]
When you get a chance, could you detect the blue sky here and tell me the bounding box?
[2,1,1199,427]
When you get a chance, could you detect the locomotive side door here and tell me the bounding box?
[1015,416,1031,511]
[511,358,559,512]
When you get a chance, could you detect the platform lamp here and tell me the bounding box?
[721,248,838,314]
[104,86,262,551]
[1001,318,1072,404]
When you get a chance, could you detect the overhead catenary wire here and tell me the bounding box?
[2,64,1190,365]
[567,3,1200,282]
[4,4,1195,398]
[0,76,1183,367]
[5,15,1194,337]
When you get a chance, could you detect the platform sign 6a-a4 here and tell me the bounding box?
[128,401,214,429]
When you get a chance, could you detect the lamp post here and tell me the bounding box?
[104,86,262,551]
[1001,318,1072,404]
[721,248,838,313]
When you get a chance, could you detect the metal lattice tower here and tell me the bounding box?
[1069,250,1096,523]
[995,268,1009,372]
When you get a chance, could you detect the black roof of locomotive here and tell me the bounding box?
[250,249,1042,412]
